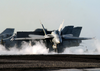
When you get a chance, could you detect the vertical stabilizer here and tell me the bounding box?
[40,21,47,35]
[59,20,64,35]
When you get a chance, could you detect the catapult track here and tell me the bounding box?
[0,54,100,71]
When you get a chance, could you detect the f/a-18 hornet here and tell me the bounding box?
[13,20,92,52]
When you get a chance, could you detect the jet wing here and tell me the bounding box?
[29,34,46,39]
[12,34,53,41]
[62,35,93,40]
[12,38,34,40]
[29,34,53,39]
[13,37,45,41]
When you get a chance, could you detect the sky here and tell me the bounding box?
[0,0,100,39]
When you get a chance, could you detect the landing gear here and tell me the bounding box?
[54,48,58,52]
[0,39,4,45]
[52,44,59,53]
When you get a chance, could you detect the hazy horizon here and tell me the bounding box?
[0,0,100,38]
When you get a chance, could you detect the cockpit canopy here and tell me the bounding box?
[52,30,59,35]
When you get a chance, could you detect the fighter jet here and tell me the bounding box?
[13,20,92,52]
[0,28,14,47]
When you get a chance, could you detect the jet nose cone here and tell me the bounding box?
[56,39,60,44]
[58,41,60,44]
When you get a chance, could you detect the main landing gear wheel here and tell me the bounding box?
[1,39,4,45]
[54,48,58,53]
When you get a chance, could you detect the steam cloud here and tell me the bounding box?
[0,41,49,55]
[0,39,100,55]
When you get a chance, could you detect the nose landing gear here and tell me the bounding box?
[52,44,59,53]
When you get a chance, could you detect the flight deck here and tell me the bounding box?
[0,54,100,71]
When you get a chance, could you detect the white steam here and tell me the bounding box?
[0,41,49,55]
[0,39,100,55]
[62,39,100,54]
